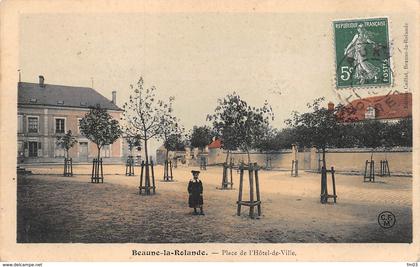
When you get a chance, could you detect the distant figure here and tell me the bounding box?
[188,170,204,215]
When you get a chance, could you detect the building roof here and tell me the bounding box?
[208,139,222,149]
[340,92,412,121]
[18,82,122,111]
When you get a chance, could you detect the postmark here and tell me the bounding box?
[378,211,396,229]
[334,17,392,88]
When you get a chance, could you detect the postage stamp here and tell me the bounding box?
[333,17,392,88]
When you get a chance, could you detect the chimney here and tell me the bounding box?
[328,102,334,111]
[39,75,45,87]
[112,91,117,104]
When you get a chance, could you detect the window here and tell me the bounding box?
[27,117,38,133]
[28,142,38,157]
[55,118,65,134]
[101,145,111,158]
[365,106,376,120]
[18,115,23,133]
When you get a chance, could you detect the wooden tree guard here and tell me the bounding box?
[265,156,272,170]
[237,163,261,219]
[91,158,104,183]
[139,160,156,195]
[200,156,207,170]
[379,160,391,177]
[220,161,234,189]
[291,160,298,177]
[320,166,337,204]
[364,160,375,182]
[163,159,173,181]
[125,156,135,176]
[63,158,73,177]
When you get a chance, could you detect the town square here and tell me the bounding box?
[7,3,416,252]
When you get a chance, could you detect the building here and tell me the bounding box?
[17,75,127,163]
[337,92,412,123]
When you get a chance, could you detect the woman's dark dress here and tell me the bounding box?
[188,179,203,208]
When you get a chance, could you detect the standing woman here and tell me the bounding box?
[188,170,204,215]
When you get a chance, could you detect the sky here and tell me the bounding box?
[19,12,410,154]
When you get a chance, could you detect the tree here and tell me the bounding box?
[125,134,141,156]
[189,126,213,152]
[80,105,121,159]
[207,92,274,164]
[165,133,186,152]
[122,77,174,191]
[56,130,77,158]
[157,105,185,164]
[285,97,356,167]
[383,118,412,147]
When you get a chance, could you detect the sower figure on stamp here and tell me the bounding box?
[188,170,204,215]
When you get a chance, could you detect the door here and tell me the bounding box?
[28,142,38,157]
[79,142,88,162]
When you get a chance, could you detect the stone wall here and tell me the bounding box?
[207,147,412,175]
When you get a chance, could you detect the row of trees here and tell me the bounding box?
[57,77,412,173]
[257,100,412,152]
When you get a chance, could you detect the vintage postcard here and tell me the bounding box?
[0,0,419,263]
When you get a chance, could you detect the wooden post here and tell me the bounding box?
[364,160,375,182]
[320,166,327,203]
[229,161,233,189]
[64,158,73,176]
[320,166,338,204]
[169,160,173,179]
[222,163,227,188]
[331,167,337,203]
[139,160,144,194]
[91,158,103,183]
[151,160,156,194]
[248,164,255,218]
[237,163,244,216]
[254,163,261,216]
[139,160,155,195]
[236,163,262,218]
[100,159,103,180]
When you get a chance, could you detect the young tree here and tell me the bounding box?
[56,130,78,158]
[285,97,355,168]
[121,77,174,190]
[189,126,213,152]
[125,134,141,157]
[79,104,122,160]
[157,107,185,165]
[165,133,186,152]
[207,92,274,164]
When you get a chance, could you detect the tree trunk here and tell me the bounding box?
[144,138,149,164]
[97,145,101,160]
[66,149,69,159]
[247,150,251,165]
[322,147,326,168]
[225,150,230,164]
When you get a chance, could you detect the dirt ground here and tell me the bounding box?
[17,164,412,243]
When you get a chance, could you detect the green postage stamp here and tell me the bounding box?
[333,17,392,88]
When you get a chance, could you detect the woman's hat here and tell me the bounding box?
[191,170,201,175]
